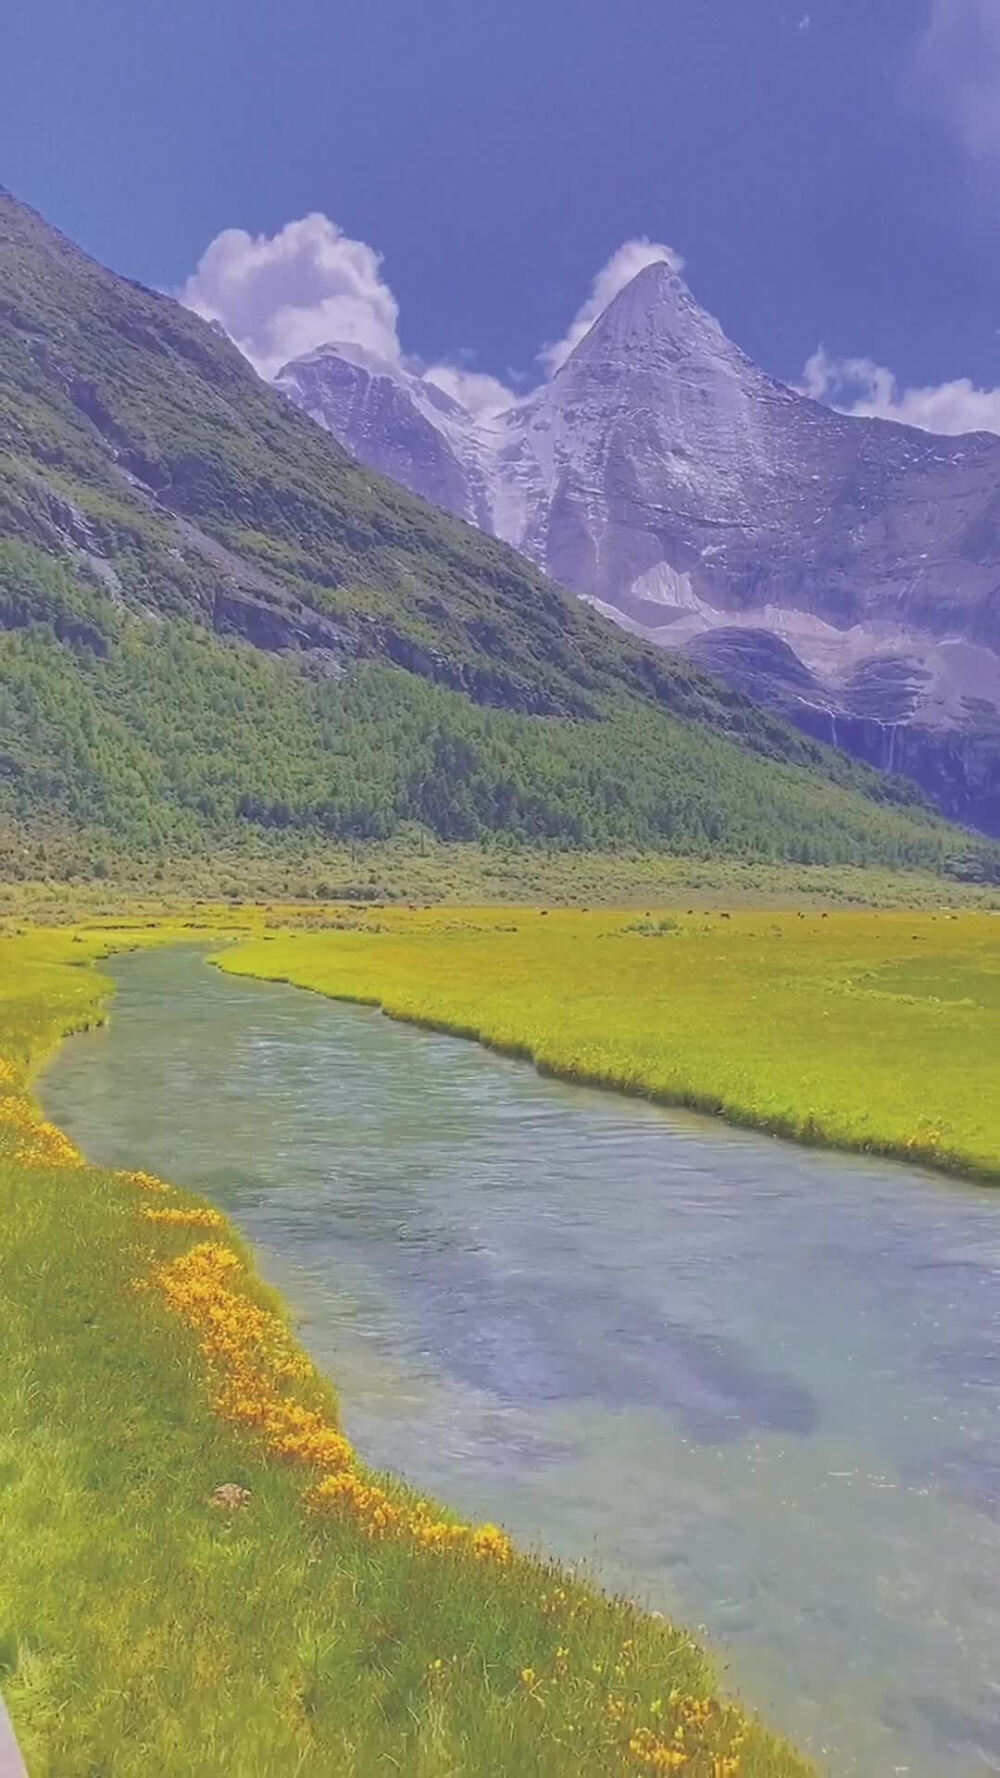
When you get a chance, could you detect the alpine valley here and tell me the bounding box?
[277,262,1000,835]
[0,186,997,881]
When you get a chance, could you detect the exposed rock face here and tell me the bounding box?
[684,629,1000,832]
[275,343,491,527]
[276,266,1000,832]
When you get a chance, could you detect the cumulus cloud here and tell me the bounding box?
[178,213,402,378]
[537,238,685,376]
[800,346,1000,436]
[180,218,686,406]
[179,212,519,407]
[908,0,1000,162]
[421,360,517,417]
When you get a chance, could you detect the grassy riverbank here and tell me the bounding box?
[0,922,812,1777]
[219,905,1000,1183]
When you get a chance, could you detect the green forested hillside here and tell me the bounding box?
[0,187,994,878]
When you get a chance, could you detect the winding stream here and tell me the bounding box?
[42,948,1000,1777]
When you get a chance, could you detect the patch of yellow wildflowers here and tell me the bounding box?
[0,1095,83,1168]
[147,1241,512,1566]
[143,1206,224,1230]
[626,1695,746,1774]
[118,1167,172,1194]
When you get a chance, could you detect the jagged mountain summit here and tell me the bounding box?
[276,263,1000,833]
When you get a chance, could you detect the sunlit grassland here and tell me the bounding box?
[219,906,1000,1183]
[0,923,811,1777]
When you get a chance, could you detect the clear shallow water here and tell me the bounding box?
[42,948,1000,1778]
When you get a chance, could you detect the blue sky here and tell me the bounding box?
[4,0,999,426]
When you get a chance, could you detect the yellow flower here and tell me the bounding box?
[144,1207,224,1229]
[627,1727,691,1771]
[119,1167,171,1194]
[471,1522,512,1563]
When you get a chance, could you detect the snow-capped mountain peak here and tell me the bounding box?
[274,266,1000,832]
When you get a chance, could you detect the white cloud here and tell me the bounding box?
[421,360,517,417]
[179,213,518,407]
[178,213,402,378]
[180,217,687,411]
[800,346,1000,436]
[909,0,1000,162]
[537,238,685,376]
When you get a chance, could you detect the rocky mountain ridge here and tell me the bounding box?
[275,263,1000,833]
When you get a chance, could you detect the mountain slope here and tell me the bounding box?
[278,264,1000,833]
[0,188,992,878]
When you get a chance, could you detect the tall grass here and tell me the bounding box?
[0,924,812,1777]
[218,906,1000,1183]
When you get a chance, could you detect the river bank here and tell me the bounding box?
[217,906,1000,1184]
[0,921,810,1778]
[42,943,1000,1778]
